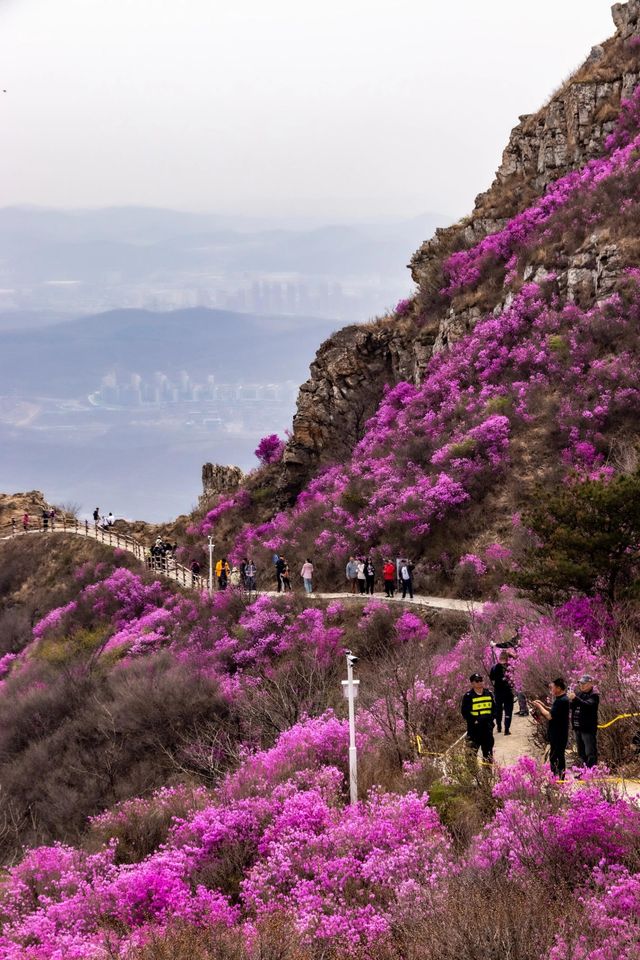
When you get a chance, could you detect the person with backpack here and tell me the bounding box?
[383,559,396,597]
[365,557,375,595]
[400,559,414,599]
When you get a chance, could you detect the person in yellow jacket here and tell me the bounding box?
[215,557,230,590]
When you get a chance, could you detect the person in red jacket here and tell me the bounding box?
[383,559,396,598]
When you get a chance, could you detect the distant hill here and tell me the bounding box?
[0,307,340,396]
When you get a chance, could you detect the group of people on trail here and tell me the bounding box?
[201,552,419,598]
[214,557,258,592]
[150,537,177,572]
[347,556,415,599]
[461,649,600,779]
[39,508,58,531]
[93,508,115,529]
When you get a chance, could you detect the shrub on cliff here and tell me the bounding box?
[515,470,640,603]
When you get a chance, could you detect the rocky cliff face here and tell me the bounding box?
[281,0,640,496]
[200,463,244,506]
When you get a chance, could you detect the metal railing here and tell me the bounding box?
[2,517,205,591]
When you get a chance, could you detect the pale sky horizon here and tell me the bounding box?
[0,0,617,222]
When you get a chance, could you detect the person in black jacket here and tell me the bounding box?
[568,675,600,768]
[532,678,570,780]
[490,650,514,736]
[461,673,496,762]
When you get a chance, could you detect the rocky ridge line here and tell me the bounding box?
[279,1,640,498]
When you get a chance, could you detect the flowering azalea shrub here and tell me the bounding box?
[254,434,285,465]
[473,759,640,884]
[198,274,640,594]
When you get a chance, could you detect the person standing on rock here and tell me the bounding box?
[568,675,600,768]
[383,559,396,598]
[365,557,375,595]
[346,557,358,594]
[490,650,514,736]
[532,678,570,780]
[400,559,414,599]
[301,558,314,594]
[461,673,496,763]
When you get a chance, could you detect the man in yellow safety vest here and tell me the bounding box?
[461,673,496,762]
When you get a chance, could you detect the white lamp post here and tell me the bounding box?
[208,537,215,595]
[342,651,360,805]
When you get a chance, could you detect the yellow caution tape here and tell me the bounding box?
[597,712,640,730]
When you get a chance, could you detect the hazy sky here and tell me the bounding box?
[0,0,615,221]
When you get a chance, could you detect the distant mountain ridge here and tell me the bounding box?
[0,306,340,396]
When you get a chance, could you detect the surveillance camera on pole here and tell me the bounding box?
[342,649,360,805]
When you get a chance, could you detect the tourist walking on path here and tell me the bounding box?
[190,558,201,587]
[461,672,496,763]
[489,650,514,735]
[383,559,395,597]
[229,566,242,588]
[532,678,570,780]
[365,557,375,595]
[301,558,314,594]
[245,559,257,592]
[346,557,358,594]
[400,559,414,599]
[568,675,600,768]
[356,558,366,595]
[276,555,286,592]
[93,507,100,526]
[42,508,49,532]
[22,512,29,532]
[281,558,292,592]
[215,557,230,590]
